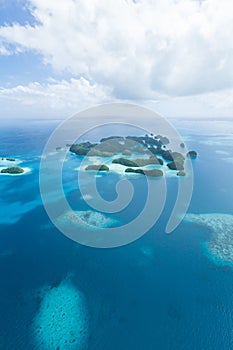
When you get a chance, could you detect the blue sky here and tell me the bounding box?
[0,0,34,26]
[0,0,233,119]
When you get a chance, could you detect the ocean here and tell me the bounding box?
[0,117,232,349]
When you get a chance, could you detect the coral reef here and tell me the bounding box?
[33,279,89,350]
[185,213,233,267]
[57,210,118,229]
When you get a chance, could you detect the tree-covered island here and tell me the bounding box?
[70,134,197,177]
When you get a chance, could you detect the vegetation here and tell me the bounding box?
[100,136,124,142]
[167,160,184,171]
[122,149,132,156]
[69,133,198,177]
[177,171,186,176]
[70,142,97,156]
[149,156,163,165]
[132,157,163,166]
[87,149,114,157]
[1,167,24,174]
[112,158,139,167]
[158,136,169,145]
[70,134,171,159]
[187,150,197,159]
[133,145,148,153]
[160,150,184,162]
[85,164,109,171]
[112,156,163,167]
[125,168,163,177]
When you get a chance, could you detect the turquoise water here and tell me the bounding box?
[0,119,233,349]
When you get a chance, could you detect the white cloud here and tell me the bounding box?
[0,0,233,100]
[0,45,10,55]
[0,0,233,119]
[0,77,112,118]
[147,88,233,118]
[1,77,233,120]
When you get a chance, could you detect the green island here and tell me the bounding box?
[177,171,186,176]
[112,156,163,167]
[70,134,197,177]
[187,150,197,159]
[1,157,16,161]
[125,168,163,177]
[85,164,109,171]
[1,167,24,174]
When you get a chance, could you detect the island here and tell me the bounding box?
[1,167,24,174]
[177,171,186,176]
[69,134,197,177]
[125,168,163,177]
[85,165,109,171]
[112,156,163,167]
[167,160,184,171]
[187,150,197,159]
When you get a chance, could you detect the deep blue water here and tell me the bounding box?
[0,118,232,349]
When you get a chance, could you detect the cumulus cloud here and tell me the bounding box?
[0,45,10,55]
[0,0,233,100]
[0,77,112,117]
[1,77,233,119]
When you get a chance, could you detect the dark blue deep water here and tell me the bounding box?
[0,118,232,349]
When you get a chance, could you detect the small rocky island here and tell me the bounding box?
[1,167,24,174]
[2,157,16,162]
[70,134,197,177]
[85,164,109,171]
[187,150,197,159]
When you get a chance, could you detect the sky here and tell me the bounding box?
[0,0,233,120]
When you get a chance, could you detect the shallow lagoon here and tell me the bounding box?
[0,118,232,350]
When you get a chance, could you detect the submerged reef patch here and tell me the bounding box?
[32,279,89,350]
[185,213,233,268]
[57,210,118,229]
